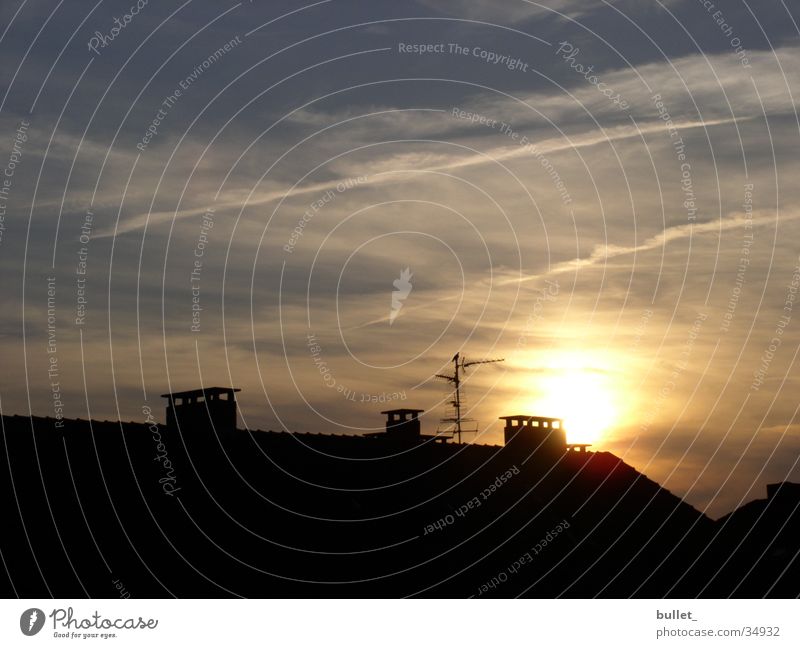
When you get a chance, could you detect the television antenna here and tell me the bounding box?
[435,352,505,444]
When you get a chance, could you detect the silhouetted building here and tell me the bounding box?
[4,389,795,598]
[161,387,240,434]
[3,406,783,598]
[500,414,566,457]
[766,481,800,500]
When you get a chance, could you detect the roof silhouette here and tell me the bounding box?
[1,409,797,598]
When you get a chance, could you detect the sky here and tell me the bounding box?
[1,0,799,517]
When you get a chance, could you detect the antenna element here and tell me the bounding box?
[435,352,505,443]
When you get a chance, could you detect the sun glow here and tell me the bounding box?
[514,352,621,446]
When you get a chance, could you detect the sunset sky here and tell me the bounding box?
[1,0,799,517]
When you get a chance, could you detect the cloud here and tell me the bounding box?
[414,0,683,24]
[92,113,746,239]
[85,41,799,241]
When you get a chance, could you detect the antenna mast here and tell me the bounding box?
[436,352,505,444]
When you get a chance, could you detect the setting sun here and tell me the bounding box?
[513,352,621,445]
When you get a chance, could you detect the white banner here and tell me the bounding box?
[0,599,797,648]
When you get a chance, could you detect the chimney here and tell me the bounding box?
[766,482,800,500]
[499,415,566,457]
[381,408,424,441]
[161,387,240,435]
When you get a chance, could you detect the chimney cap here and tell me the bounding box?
[381,408,424,415]
[161,387,240,399]
[499,414,562,422]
